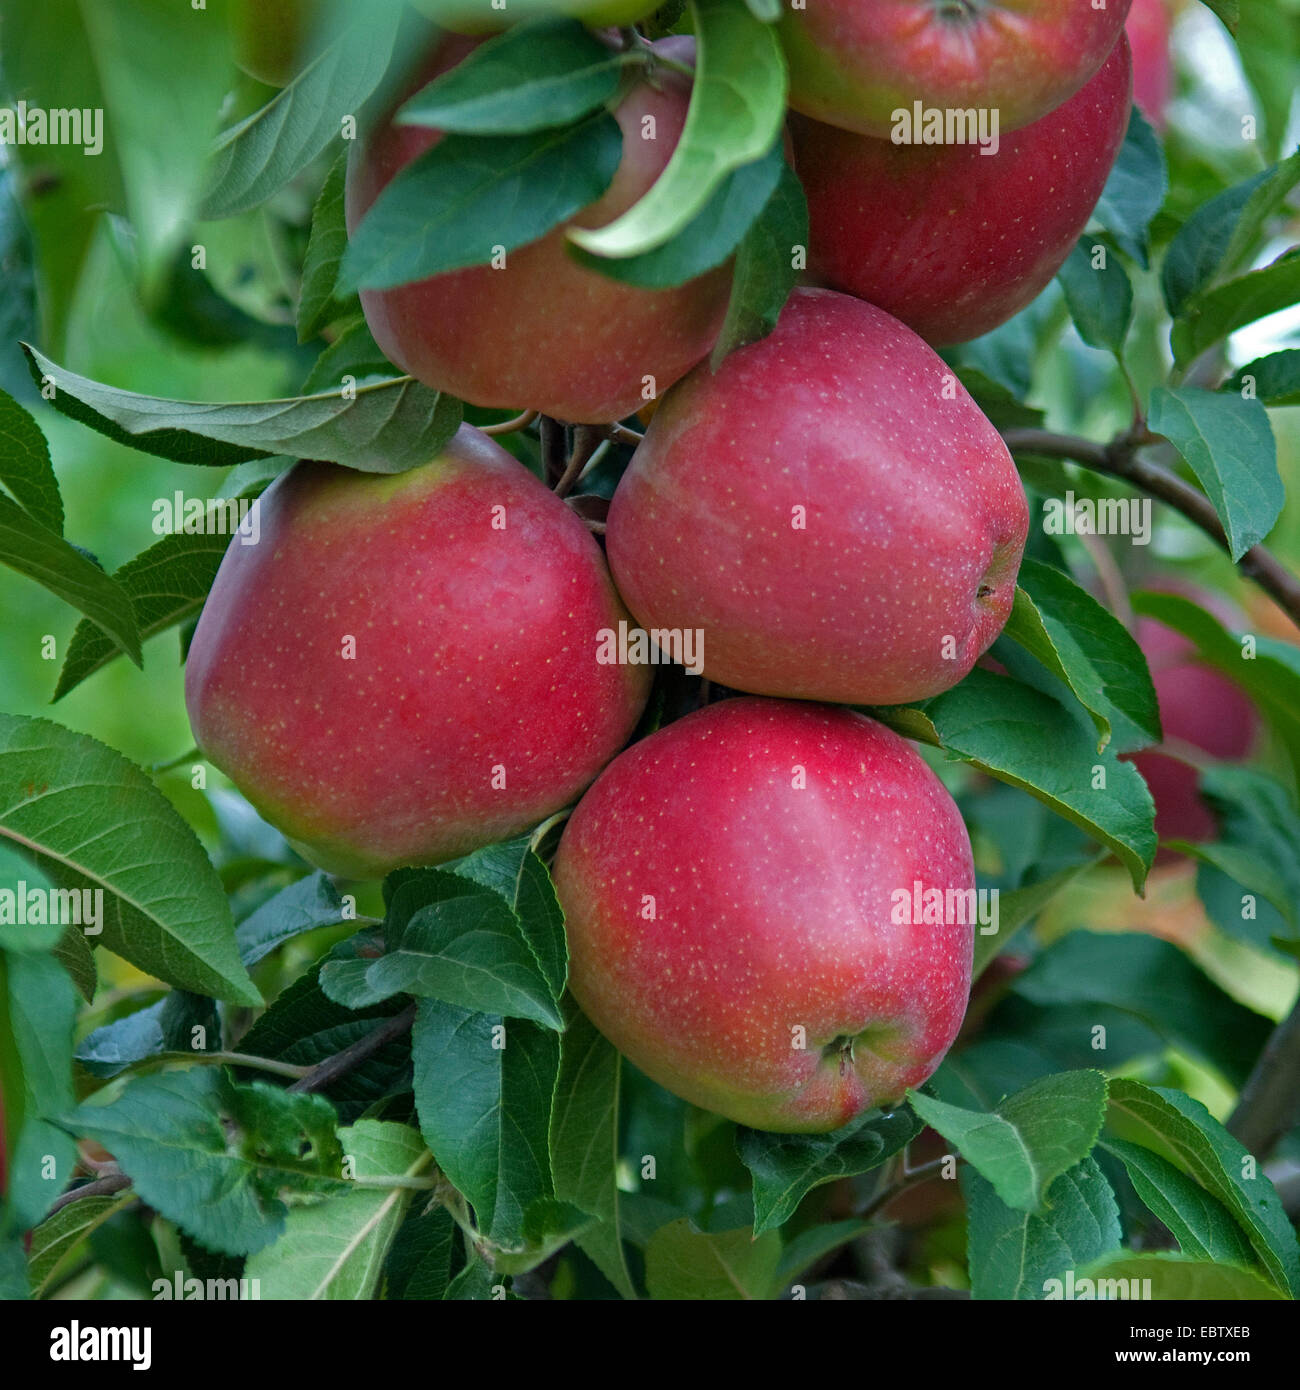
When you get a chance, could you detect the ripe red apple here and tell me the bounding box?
[553,698,976,1132]
[1127,0,1173,130]
[605,288,1030,705]
[789,37,1131,346]
[185,428,650,879]
[230,0,315,87]
[778,0,1132,138]
[1129,597,1258,851]
[346,36,730,424]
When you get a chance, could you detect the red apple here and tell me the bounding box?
[346,36,730,424]
[605,288,1030,705]
[1129,596,1258,850]
[1128,0,1173,131]
[789,37,1132,347]
[553,698,976,1132]
[185,428,650,879]
[778,0,1132,138]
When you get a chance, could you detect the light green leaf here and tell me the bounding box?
[245,1121,430,1299]
[568,0,786,259]
[910,1071,1108,1213]
[1074,1250,1286,1300]
[645,1218,781,1300]
[1147,386,1281,560]
[24,344,463,475]
[1172,249,1300,367]
[27,1191,137,1296]
[297,151,354,343]
[0,715,259,1005]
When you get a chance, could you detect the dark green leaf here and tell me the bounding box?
[297,151,355,343]
[1172,247,1300,367]
[27,1191,136,1296]
[1092,108,1166,267]
[1057,238,1133,354]
[399,19,629,134]
[75,990,218,1078]
[1223,349,1300,406]
[644,1218,781,1300]
[737,1107,921,1236]
[236,872,349,968]
[385,1204,460,1299]
[0,387,62,533]
[341,114,623,291]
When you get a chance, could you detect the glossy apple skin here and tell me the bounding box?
[1130,608,1257,852]
[230,0,313,87]
[779,0,1132,137]
[790,38,1131,347]
[554,698,975,1132]
[346,37,730,424]
[1128,0,1173,130]
[185,428,650,879]
[606,289,1030,705]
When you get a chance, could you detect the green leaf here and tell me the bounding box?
[1162,154,1300,316]
[328,871,563,1030]
[1006,560,1160,754]
[75,990,218,1079]
[1013,930,1273,1089]
[27,1191,137,1296]
[53,525,233,701]
[340,114,623,292]
[569,0,787,260]
[910,1071,1107,1213]
[1237,2,1300,159]
[873,668,1157,891]
[710,156,807,366]
[0,495,142,666]
[1057,239,1133,355]
[972,856,1105,981]
[1172,248,1300,367]
[1092,108,1167,268]
[1106,1078,1300,1297]
[772,1218,873,1294]
[300,319,398,396]
[410,1000,560,1250]
[1,951,79,1229]
[736,1107,921,1237]
[447,838,568,1004]
[79,0,234,293]
[297,151,355,343]
[0,387,62,533]
[385,1204,460,1300]
[644,1218,781,1300]
[1223,349,1300,406]
[492,1196,593,1275]
[548,1003,635,1298]
[0,715,259,1005]
[1100,1138,1256,1267]
[964,1157,1122,1300]
[202,9,403,219]
[236,872,349,968]
[572,141,783,290]
[236,935,412,1125]
[63,1069,344,1257]
[1198,0,1239,36]
[399,19,629,135]
[1077,1250,1285,1299]
[1147,386,1281,560]
[23,345,463,475]
[245,1121,430,1299]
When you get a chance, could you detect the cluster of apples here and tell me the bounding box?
[195,1,1138,1132]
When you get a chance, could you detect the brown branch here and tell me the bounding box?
[288,1003,417,1095]
[481,409,538,438]
[1002,427,1300,631]
[539,415,567,488]
[1227,990,1300,1159]
[47,1171,133,1217]
[554,425,605,500]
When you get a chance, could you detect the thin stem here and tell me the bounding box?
[607,423,644,447]
[1002,427,1300,631]
[149,747,201,775]
[289,1003,417,1094]
[481,409,538,438]
[554,425,605,500]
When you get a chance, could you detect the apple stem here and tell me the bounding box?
[1228,989,1300,1159]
